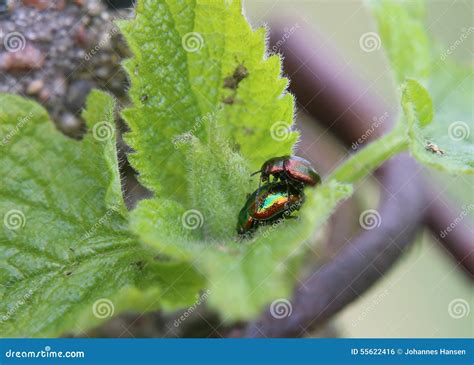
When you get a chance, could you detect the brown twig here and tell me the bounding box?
[238,23,427,338]
[423,186,474,277]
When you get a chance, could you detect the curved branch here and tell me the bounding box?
[423,186,474,277]
[238,23,426,338]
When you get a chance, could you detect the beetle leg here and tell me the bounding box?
[255,179,262,206]
[252,219,259,234]
[286,180,290,200]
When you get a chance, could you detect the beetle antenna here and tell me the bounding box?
[250,170,261,176]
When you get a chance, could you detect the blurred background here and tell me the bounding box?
[1,0,472,337]
[245,0,473,338]
[245,0,474,337]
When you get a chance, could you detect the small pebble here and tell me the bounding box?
[66,80,94,112]
[87,0,101,16]
[96,66,110,79]
[22,0,65,11]
[52,75,67,96]
[59,112,81,133]
[0,44,45,71]
[38,88,51,103]
[74,24,88,46]
[26,79,44,95]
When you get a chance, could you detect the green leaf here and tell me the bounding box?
[408,62,474,174]
[120,0,351,320]
[372,0,473,174]
[0,91,204,337]
[401,78,433,128]
[117,0,298,202]
[372,0,431,83]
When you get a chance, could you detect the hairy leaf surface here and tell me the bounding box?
[0,91,203,337]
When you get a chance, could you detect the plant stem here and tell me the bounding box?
[327,127,409,184]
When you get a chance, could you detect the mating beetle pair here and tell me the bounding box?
[237,156,321,235]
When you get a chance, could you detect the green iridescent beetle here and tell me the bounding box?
[252,155,321,188]
[237,181,304,235]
